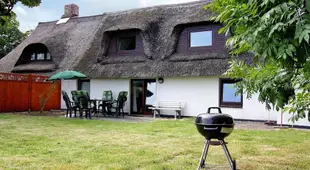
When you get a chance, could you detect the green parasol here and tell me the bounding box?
[47,70,87,81]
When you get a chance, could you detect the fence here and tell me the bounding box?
[0,72,61,112]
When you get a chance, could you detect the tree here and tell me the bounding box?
[0,0,41,16]
[206,0,310,122]
[35,82,58,113]
[0,15,28,59]
[0,0,41,24]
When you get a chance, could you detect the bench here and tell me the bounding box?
[150,101,185,120]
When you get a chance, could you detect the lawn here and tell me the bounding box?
[0,115,310,170]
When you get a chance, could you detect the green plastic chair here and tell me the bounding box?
[71,91,82,105]
[71,90,95,118]
[107,91,128,117]
[98,90,113,116]
[62,91,79,118]
[79,95,92,119]
[80,90,90,100]
[102,90,113,101]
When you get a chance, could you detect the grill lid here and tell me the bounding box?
[195,113,234,126]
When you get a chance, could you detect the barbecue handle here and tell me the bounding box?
[203,127,218,130]
[207,107,222,114]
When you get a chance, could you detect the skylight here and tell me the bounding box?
[56,18,70,25]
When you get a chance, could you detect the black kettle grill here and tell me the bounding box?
[195,107,236,170]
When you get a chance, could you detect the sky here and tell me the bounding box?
[13,0,198,32]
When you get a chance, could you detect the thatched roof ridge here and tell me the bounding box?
[0,0,252,78]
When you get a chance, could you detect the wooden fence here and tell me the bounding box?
[0,72,61,112]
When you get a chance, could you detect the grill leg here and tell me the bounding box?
[197,140,210,170]
[220,140,235,170]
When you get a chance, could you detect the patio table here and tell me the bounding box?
[102,100,116,114]
[92,99,115,116]
[90,99,102,114]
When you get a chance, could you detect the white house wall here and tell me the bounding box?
[90,79,130,113]
[156,77,278,121]
[61,80,77,109]
[277,111,310,127]
[59,77,310,126]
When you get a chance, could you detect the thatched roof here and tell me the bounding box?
[0,0,251,78]
[0,14,103,75]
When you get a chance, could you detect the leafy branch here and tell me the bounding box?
[206,0,310,121]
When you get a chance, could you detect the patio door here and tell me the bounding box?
[131,79,156,115]
[78,79,90,94]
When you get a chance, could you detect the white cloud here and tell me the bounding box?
[13,0,200,32]
[139,0,149,7]
[138,0,197,7]
[80,0,141,14]
[82,0,197,14]
[164,0,198,4]
[13,5,58,32]
[13,6,27,17]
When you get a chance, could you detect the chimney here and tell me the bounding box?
[61,4,79,18]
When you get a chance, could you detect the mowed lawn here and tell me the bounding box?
[0,115,310,170]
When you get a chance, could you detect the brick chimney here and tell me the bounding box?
[61,4,79,18]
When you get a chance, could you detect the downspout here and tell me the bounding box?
[156,78,158,103]
[292,112,295,128]
[280,110,283,127]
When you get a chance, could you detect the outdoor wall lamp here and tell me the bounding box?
[158,77,164,84]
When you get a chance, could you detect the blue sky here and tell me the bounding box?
[13,0,197,32]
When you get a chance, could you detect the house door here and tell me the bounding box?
[131,79,156,115]
[78,79,90,94]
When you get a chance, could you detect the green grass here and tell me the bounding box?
[0,114,310,170]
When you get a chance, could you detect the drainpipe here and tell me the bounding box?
[280,110,283,127]
[292,112,295,128]
[155,79,158,103]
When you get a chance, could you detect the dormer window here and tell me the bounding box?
[176,24,225,53]
[119,36,136,51]
[190,30,213,47]
[106,29,144,56]
[17,43,53,63]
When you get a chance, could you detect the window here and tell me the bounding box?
[29,51,52,61]
[119,37,136,50]
[219,79,243,108]
[78,80,90,95]
[190,31,212,47]
[31,53,36,61]
[37,53,45,60]
[21,44,53,62]
[46,52,51,60]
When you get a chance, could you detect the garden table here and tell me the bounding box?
[92,99,116,116]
